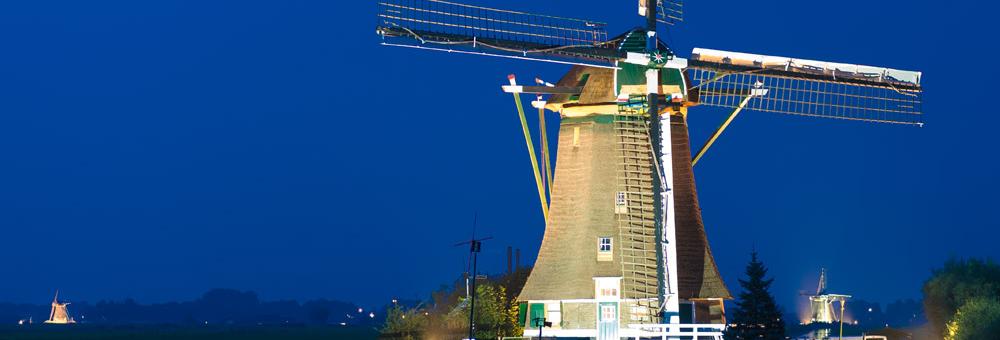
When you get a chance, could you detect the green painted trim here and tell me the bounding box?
[562,115,615,125]
[518,302,528,326]
[616,63,647,94]
[661,68,685,93]
[615,65,686,96]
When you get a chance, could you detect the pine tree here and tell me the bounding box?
[724,250,785,340]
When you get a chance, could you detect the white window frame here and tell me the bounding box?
[546,302,561,328]
[601,305,617,321]
[615,191,627,213]
[600,287,618,297]
[599,237,613,253]
[593,277,622,302]
[597,237,613,262]
[630,305,651,321]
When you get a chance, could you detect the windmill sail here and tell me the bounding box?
[687,48,923,126]
[638,0,684,25]
[377,0,621,65]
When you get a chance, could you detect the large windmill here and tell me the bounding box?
[376,0,922,339]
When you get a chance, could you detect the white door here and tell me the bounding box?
[597,302,618,340]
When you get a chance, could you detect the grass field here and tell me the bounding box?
[0,324,379,340]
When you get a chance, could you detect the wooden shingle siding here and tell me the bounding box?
[670,115,732,300]
[518,119,622,301]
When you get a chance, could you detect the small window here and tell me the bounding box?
[630,305,651,321]
[615,192,627,213]
[597,237,613,262]
[573,127,581,147]
[679,302,695,324]
[546,303,561,327]
[600,288,618,297]
[599,237,612,252]
[601,305,617,321]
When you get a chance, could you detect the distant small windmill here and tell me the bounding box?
[44,290,75,324]
[804,268,851,324]
[377,0,921,338]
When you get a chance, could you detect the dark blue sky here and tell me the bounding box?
[1,0,997,313]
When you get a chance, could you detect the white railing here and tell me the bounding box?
[627,323,726,339]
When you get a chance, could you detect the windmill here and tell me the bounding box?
[376,0,922,338]
[44,290,75,324]
[804,268,851,324]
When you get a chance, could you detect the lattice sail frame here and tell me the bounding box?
[687,48,923,126]
[377,0,620,63]
[637,0,683,25]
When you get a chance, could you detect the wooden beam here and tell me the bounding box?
[502,85,583,95]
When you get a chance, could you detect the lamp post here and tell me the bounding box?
[838,297,847,340]
[532,317,552,339]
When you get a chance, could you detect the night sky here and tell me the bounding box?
[1,0,998,314]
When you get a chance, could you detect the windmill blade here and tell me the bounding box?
[686,48,923,126]
[638,0,684,25]
[376,0,622,66]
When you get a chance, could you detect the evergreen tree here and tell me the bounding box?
[725,250,785,340]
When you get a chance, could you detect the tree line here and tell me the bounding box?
[0,288,379,327]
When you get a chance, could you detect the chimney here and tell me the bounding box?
[507,246,513,274]
[515,248,521,270]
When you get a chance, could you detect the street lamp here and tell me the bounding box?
[532,317,552,339]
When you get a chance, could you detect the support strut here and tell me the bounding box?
[509,76,549,223]
[692,87,768,166]
[538,100,553,199]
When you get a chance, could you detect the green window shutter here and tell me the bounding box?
[529,303,545,328]
[518,302,528,326]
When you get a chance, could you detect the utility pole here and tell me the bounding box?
[468,239,481,340]
[454,213,491,340]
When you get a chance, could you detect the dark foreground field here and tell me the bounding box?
[0,325,379,340]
